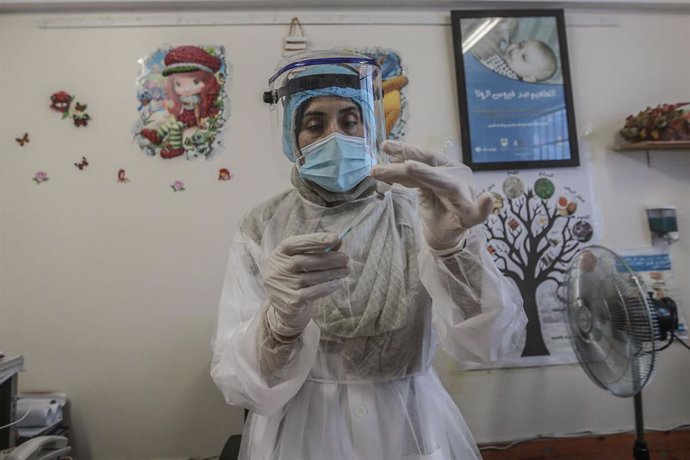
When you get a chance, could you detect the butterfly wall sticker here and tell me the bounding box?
[74,156,89,170]
[15,133,29,146]
[73,113,91,127]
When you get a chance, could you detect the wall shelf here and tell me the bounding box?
[614,141,690,151]
[613,141,690,167]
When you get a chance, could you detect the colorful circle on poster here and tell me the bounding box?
[557,196,568,207]
[502,176,524,199]
[491,192,504,214]
[534,178,555,199]
[566,202,578,215]
[572,220,593,242]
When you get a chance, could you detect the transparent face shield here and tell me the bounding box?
[263,50,388,194]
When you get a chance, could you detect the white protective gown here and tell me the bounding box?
[211,180,526,460]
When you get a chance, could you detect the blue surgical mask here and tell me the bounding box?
[297,132,375,193]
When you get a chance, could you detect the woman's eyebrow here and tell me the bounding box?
[303,110,326,118]
[339,106,360,115]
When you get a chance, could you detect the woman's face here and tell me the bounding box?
[297,96,364,149]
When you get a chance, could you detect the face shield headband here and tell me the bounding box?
[263,58,382,163]
[265,56,380,90]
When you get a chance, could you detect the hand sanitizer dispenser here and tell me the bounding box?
[647,206,679,245]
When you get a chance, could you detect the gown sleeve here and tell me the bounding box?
[418,227,527,365]
[210,230,320,416]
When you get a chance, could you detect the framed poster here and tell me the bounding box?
[451,9,579,171]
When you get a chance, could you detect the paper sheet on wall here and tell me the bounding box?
[618,249,688,339]
[464,165,599,369]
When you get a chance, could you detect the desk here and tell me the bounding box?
[0,356,24,449]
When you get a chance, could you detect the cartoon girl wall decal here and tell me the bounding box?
[355,48,409,140]
[134,45,229,160]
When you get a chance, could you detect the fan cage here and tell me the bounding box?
[565,246,659,398]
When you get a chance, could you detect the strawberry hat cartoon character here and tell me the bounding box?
[139,46,222,159]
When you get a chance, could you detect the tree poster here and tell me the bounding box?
[467,166,598,369]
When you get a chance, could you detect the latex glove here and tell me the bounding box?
[263,232,350,341]
[371,140,494,254]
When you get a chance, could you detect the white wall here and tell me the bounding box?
[0,6,689,459]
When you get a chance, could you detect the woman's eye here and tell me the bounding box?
[194,79,200,85]
[175,81,180,87]
[342,116,361,131]
[305,122,322,133]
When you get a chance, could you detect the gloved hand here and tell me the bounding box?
[371,140,494,254]
[263,232,350,341]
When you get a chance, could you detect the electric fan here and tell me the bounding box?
[563,245,665,460]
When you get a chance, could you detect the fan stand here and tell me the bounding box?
[633,392,650,460]
[566,246,661,460]
[630,313,652,460]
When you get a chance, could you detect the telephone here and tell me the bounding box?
[0,436,71,460]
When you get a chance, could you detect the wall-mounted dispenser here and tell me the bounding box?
[647,206,679,246]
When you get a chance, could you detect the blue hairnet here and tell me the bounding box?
[281,65,377,162]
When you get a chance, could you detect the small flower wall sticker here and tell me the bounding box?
[33,171,49,184]
[171,180,185,192]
